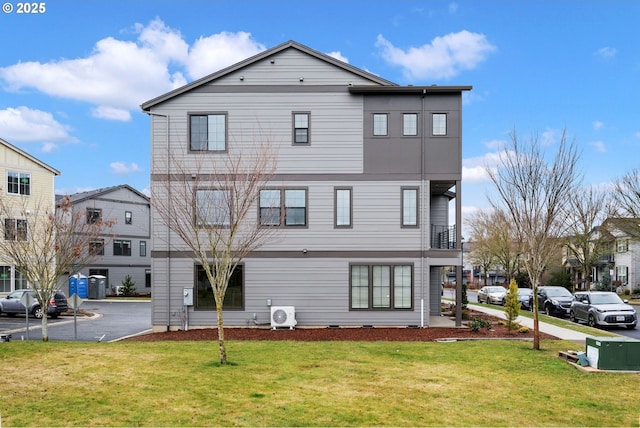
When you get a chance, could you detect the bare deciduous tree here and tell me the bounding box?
[564,186,608,290]
[487,129,581,350]
[152,143,279,365]
[0,194,114,340]
[610,168,640,236]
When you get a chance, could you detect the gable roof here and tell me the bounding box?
[0,137,60,176]
[57,184,149,205]
[141,40,399,111]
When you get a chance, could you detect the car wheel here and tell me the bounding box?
[569,311,577,323]
[50,313,59,319]
[627,324,636,330]
[501,298,506,306]
[33,306,44,319]
[545,305,552,316]
[588,314,597,328]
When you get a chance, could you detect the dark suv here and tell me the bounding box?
[0,289,68,319]
[529,286,573,317]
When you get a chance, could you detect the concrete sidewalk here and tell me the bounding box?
[469,304,592,345]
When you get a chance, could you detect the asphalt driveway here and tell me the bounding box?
[0,300,151,342]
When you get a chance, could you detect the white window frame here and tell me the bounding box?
[335,187,352,228]
[6,172,31,196]
[293,112,310,145]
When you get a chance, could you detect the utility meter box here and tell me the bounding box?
[183,288,194,306]
[585,336,640,371]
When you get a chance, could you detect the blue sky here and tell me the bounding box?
[1,0,639,226]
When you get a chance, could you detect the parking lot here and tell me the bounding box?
[0,300,151,342]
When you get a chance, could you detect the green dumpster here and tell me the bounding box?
[585,336,640,371]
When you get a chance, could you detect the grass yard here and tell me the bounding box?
[0,339,638,426]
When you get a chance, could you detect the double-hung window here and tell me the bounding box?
[7,172,30,195]
[195,189,231,227]
[259,189,308,227]
[113,240,131,256]
[293,112,310,145]
[432,113,447,136]
[373,114,388,136]
[190,113,227,151]
[125,211,132,224]
[140,241,147,257]
[335,187,352,228]
[401,187,418,227]
[350,264,413,310]
[4,218,27,241]
[89,239,105,256]
[87,208,102,224]
[403,113,418,136]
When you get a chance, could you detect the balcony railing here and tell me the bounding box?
[431,224,457,249]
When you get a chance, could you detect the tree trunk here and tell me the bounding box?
[532,284,540,350]
[41,316,49,342]
[216,304,227,364]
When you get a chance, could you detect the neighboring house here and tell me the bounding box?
[142,40,469,330]
[563,219,639,292]
[0,137,60,295]
[56,185,151,296]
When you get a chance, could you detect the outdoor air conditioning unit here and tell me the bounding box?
[271,306,297,329]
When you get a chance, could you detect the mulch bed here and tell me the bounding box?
[124,311,556,342]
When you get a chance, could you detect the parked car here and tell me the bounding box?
[502,287,533,309]
[0,289,68,319]
[569,291,637,329]
[529,286,573,317]
[477,286,507,304]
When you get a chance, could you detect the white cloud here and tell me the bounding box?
[326,51,349,63]
[0,106,73,146]
[110,161,141,175]
[589,140,607,153]
[186,31,265,80]
[375,31,496,81]
[92,106,131,121]
[634,131,640,140]
[594,47,617,59]
[592,120,604,130]
[0,19,266,121]
[462,165,492,182]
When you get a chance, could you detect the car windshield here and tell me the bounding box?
[518,289,532,296]
[487,287,504,293]
[544,288,572,297]
[589,293,623,305]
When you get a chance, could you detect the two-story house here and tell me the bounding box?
[142,40,469,331]
[0,137,60,294]
[57,185,151,296]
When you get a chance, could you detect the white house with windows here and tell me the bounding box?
[142,40,469,330]
[57,185,151,296]
[0,137,60,294]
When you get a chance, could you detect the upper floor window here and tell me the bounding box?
[373,114,388,136]
[140,241,147,257]
[403,113,418,136]
[195,189,231,227]
[113,240,131,256]
[432,113,447,136]
[401,188,418,227]
[335,188,352,228]
[87,208,102,224]
[293,112,310,145]
[125,211,132,225]
[7,172,30,196]
[89,239,105,256]
[4,218,28,241]
[190,113,227,151]
[616,239,628,253]
[259,188,307,227]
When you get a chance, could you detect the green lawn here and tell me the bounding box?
[0,339,638,426]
